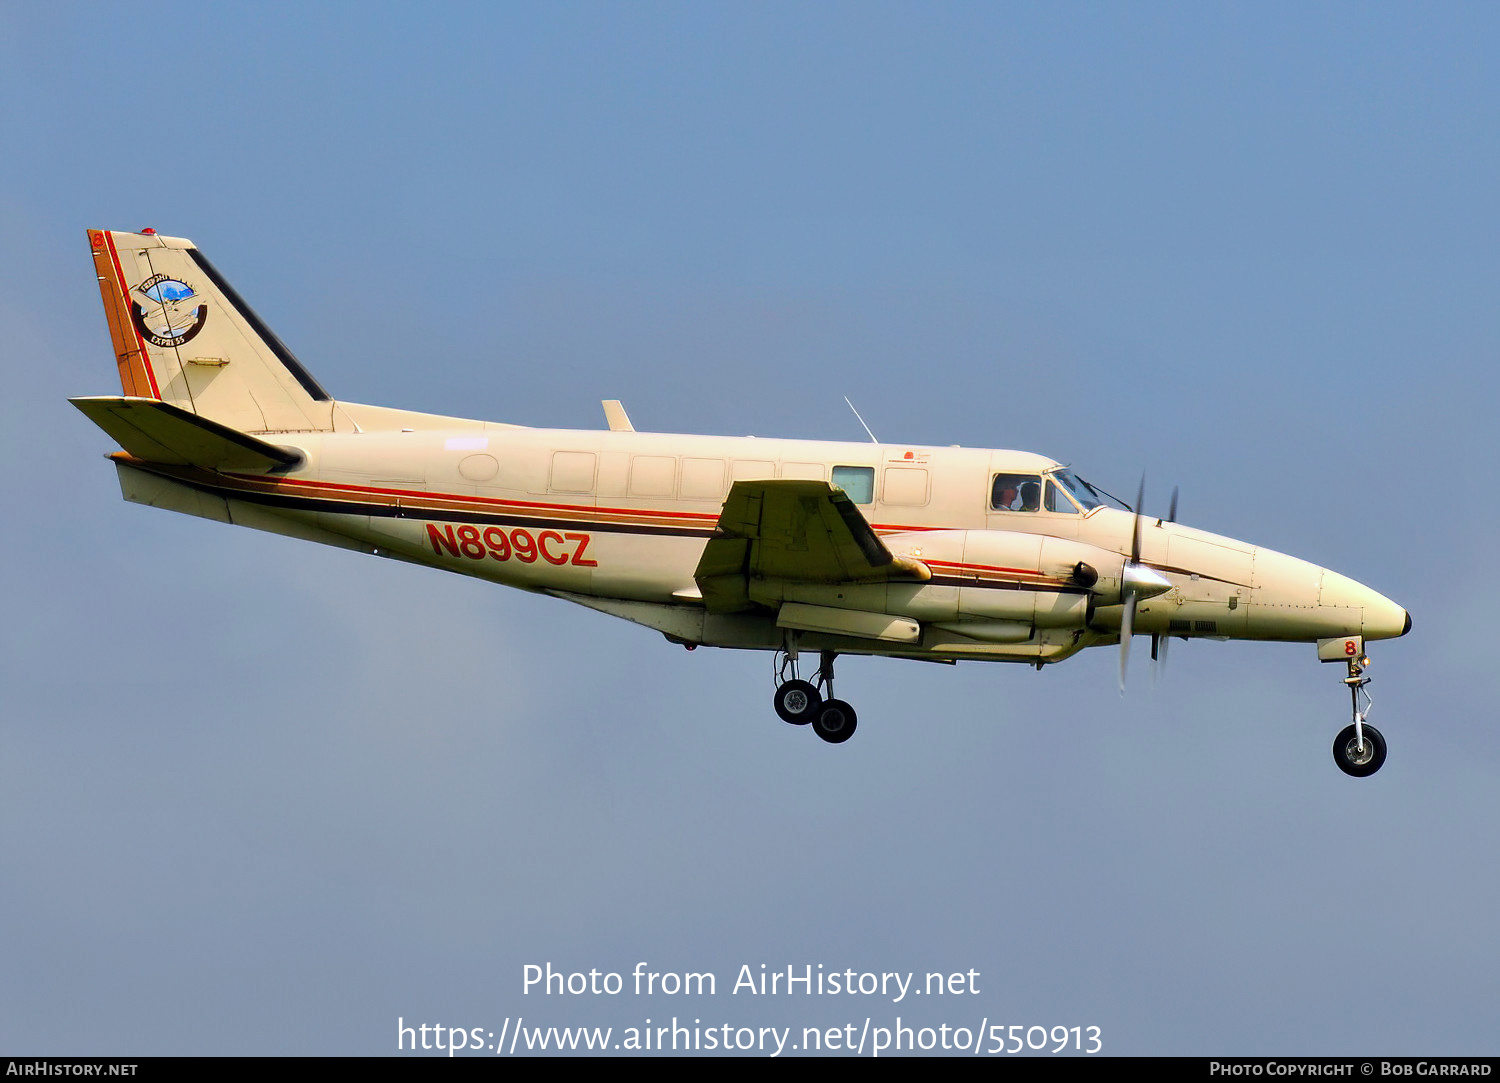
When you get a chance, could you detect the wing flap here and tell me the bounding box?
[71,396,301,472]
[777,602,922,643]
[694,480,928,612]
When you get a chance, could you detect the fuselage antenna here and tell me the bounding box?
[844,397,879,444]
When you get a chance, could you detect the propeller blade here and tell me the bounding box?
[1131,476,1145,565]
[1117,475,1148,694]
[1167,485,1179,524]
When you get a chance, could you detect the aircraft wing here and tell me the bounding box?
[70,396,301,472]
[694,480,928,611]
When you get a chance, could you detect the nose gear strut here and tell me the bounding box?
[1332,653,1386,777]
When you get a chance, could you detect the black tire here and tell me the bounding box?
[812,699,858,744]
[1333,723,1387,778]
[774,680,821,725]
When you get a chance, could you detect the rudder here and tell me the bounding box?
[88,229,334,433]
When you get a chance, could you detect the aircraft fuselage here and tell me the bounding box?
[108,415,1408,666]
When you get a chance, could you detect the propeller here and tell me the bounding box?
[1118,477,1174,694]
[1118,477,1144,693]
[1151,485,1180,682]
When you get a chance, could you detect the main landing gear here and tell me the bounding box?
[1332,652,1386,778]
[773,642,857,744]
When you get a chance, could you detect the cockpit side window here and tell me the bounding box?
[1046,481,1080,513]
[991,473,1042,512]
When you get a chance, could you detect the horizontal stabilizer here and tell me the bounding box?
[71,396,301,472]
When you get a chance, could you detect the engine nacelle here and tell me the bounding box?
[757,529,1130,632]
[887,529,1129,601]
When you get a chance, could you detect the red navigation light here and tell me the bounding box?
[140,227,157,235]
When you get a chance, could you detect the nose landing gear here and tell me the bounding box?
[1332,652,1386,777]
[773,641,858,744]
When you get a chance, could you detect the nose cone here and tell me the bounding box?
[1319,570,1411,641]
[1245,547,1410,642]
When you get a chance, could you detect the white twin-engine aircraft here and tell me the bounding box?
[75,229,1411,776]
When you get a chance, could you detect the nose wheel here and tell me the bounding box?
[1333,722,1386,777]
[773,644,858,744]
[1333,652,1386,777]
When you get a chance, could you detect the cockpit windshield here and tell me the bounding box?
[992,469,1131,515]
[1050,469,1129,513]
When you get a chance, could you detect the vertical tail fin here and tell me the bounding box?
[87,229,335,433]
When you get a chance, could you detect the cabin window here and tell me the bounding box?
[831,466,875,504]
[630,455,677,497]
[883,467,929,507]
[458,454,499,483]
[991,473,1043,512]
[781,462,825,481]
[550,451,596,493]
[732,459,776,482]
[680,457,727,500]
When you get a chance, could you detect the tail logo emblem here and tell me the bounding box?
[130,274,208,348]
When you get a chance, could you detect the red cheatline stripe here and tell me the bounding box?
[220,473,749,527]
[156,462,1095,570]
[122,457,1088,587]
[222,472,724,520]
[170,464,712,529]
[225,472,955,533]
[924,559,1046,577]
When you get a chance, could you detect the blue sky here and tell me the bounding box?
[3,2,1497,1055]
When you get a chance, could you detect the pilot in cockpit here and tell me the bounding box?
[991,473,1043,512]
